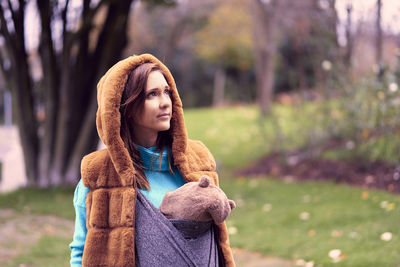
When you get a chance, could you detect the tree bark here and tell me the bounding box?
[0,0,139,187]
[251,0,277,115]
[344,3,353,69]
[212,66,226,107]
[376,0,383,80]
[63,0,134,183]
[37,0,61,186]
[0,1,40,185]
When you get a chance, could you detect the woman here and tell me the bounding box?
[69,54,235,267]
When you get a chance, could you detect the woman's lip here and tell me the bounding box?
[157,113,170,118]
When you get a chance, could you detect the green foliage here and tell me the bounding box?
[194,0,254,70]
[319,73,400,164]
[340,76,400,137]
[222,176,400,266]
[274,5,339,93]
[0,186,75,220]
[184,103,342,171]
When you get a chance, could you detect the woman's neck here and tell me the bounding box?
[133,129,158,148]
[136,138,157,148]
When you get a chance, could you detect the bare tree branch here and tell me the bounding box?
[61,0,70,43]
[6,0,17,30]
[65,0,110,50]
[0,3,15,55]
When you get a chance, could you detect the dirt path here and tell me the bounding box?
[232,248,294,267]
[0,209,74,266]
[0,209,294,267]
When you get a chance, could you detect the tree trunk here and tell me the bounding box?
[251,0,277,115]
[344,3,353,69]
[294,36,307,90]
[376,0,383,80]
[10,57,40,186]
[0,0,137,187]
[212,66,226,107]
[0,2,40,185]
[395,44,400,85]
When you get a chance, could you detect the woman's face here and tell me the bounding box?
[133,71,172,136]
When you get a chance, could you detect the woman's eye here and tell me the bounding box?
[164,89,172,96]
[147,91,157,97]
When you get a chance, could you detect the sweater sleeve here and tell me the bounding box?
[69,179,89,267]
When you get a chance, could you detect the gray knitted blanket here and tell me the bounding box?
[134,190,219,267]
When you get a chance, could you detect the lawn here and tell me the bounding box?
[221,176,400,266]
[1,104,399,266]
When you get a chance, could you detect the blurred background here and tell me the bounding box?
[0,0,399,266]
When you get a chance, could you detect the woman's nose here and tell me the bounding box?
[159,94,171,108]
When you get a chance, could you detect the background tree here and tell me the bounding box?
[376,0,383,80]
[0,0,172,187]
[344,3,353,69]
[194,0,253,107]
[250,0,277,115]
[252,0,340,112]
[127,0,219,107]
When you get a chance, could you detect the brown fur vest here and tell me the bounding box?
[80,54,235,266]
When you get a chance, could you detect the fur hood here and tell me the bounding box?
[95,53,188,186]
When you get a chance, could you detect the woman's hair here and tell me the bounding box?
[120,62,174,190]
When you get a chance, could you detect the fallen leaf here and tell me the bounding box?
[386,203,395,211]
[388,184,394,192]
[300,212,310,220]
[331,230,343,238]
[381,232,392,241]
[262,203,272,212]
[228,227,238,235]
[329,249,341,258]
[308,229,316,237]
[329,249,343,263]
[295,259,306,266]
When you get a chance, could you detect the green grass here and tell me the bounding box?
[1,104,400,266]
[221,176,400,266]
[184,104,316,171]
[0,186,75,220]
[185,105,400,266]
[6,235,71,267]
[184,105,268,170]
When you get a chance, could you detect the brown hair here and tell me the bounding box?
[120,62,174,190]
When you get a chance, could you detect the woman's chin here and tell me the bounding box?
[157,123,171,132]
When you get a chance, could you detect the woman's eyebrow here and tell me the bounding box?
[147,85,170,91]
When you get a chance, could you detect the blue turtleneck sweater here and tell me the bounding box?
[69,145,186,267]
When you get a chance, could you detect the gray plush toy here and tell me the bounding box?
[159,175,236,224]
